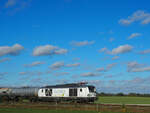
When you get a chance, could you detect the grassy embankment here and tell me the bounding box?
[0,108,129,113]
[96,96,150,104]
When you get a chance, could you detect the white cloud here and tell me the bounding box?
[50,61,80,70]
[19,72,28,75]
[33,45,57,56]
[19,71,44,76]
[24,61,45,67]
[0,44,24,57]
[0,72,8,76]
[53,72,70,76]
[88,80,101,85]
[96,67,105,72]
[131,67,150,72]
[96,63,117,72]
[139,49,150,54]
[112,56,119,60]
[71,40,95,47]
[99,47,109,54]
[30,78,43,84]
[142,17,150,24]
[81,72,99,77]
[99,47,107,52]
[128,33,142,39]
[0,58,10,63]
[2,0,32,15]
[106,63,117,71]
[127,61,146,72]
[50,61,65,69]
[56,79,69,84]
[119,10,150,25]
[0,72,8,80]
[111,45,133,55]
[128,61,139,68]
[66,63,80,67]
[127,61,150,72]
[54,49,68,55]
[100,45,133,55]
[33,45,67,56]
[109,80,116,85]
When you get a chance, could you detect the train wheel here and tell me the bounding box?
[18,97,23,102]
[29,98,33,103]
[1,96,9,102]
[30,98,36,103]
[0,97,2,103]
[32,98,37,102]
[90,99,94,103]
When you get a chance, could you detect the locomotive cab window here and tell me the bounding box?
[88,86,95,92]
[69,88,77,96]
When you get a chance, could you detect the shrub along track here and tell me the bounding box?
[0,102,150,113]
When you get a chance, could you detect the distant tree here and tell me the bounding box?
[97,92,150,97]
[116,93,124,96]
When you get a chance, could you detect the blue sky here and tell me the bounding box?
[1,0,150,93]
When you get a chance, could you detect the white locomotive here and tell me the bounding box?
[0,83,97,103]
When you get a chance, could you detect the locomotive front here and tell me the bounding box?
[87,85,98,102]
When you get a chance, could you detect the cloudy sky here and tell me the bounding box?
[0,0,150,93]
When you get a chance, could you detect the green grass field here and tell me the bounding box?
[1,96,150,113]
[96,96,150,104]
[0,108,127,113]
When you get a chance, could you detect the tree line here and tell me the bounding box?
[98,92,150,97]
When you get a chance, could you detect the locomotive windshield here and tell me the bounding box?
[88,86,95,92]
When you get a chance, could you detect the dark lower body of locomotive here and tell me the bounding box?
[39,97,97,103]
[0,95,97,103]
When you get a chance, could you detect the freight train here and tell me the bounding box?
[0,83,97,103]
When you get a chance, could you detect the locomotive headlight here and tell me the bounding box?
[87,94,90,96]
[88,93,96,97]
[87,93,93,97]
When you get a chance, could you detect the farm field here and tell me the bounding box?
[0,108,127,113]
[96,96,150,104]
